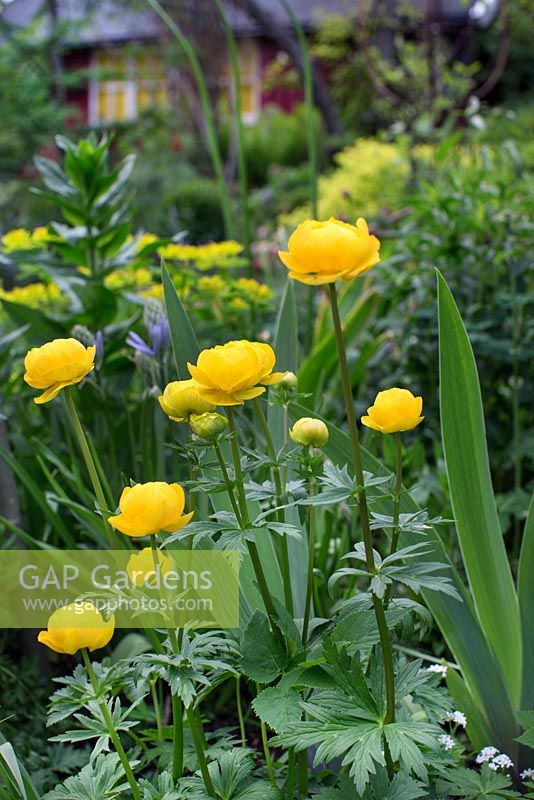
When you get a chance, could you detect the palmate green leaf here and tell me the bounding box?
[240,610,289,683]
[136,631,237,709]
[252,685,302,733]
[179,748,279,800]
[43,753,129,800]
[288,401,519,755]
[435,763,521,799]
[437,270,521,706]
[139,771,182,800]
[317,772,427,800]
[518,492,534,710]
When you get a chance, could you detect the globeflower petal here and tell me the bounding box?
[37,603,114,655]
[279,217,380,286]
[108,481,192,538]
[188,340,284,407]
[24,339,95,404]
[361,388,424,434]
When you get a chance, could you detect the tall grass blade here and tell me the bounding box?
[162,259,200,378]
[437,270,521,705]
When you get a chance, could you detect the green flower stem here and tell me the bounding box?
[256,684,276,786]
[81,649,141,800]
[226,408,285,649]
[297,749,309,797]
[253,398,294,615]
[225,408,250,526]
[327,284,396,732]
[150,679,163,741]
[384,433,403,608]
[186,706,219,799]
[171,694,184,782]
[235,675,246,747]
[213,440,243,525]
[302,460,316,643]
[287,749,296,798]
[152,549,184,784]
[167,625,185,783]
[65,388,117,548]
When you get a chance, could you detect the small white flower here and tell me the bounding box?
[489,753,514,771]
[521,768,534,781]
[445,710,467,728]
[427,664,448,677]
[438,734,455,751]
[476,746,499,764]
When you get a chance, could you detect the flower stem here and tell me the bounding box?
[327,283,396,731]
[226,408,285,649]
[167,626,185,783]
[256,684,276,786]
[65,388,117,548]
[171,694,184,782]
[225,408,250,526]
[297,749,308,797]
[384,433,403,609]
[213,440,243,525]
[235,675,246,746]
[150,679,163,741]
[186,706,219,798]
[81,649,141,800]
[302,462,316,644]
[253,397,293,615]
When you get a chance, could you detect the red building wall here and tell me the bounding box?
[63,49,91,125]
[259,38,304,113]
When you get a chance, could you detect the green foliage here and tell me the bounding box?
[435,763,521,799]
[281,138,414,226]
[44,753,129,800]
[220,104,317,187]
[167,178,225,244]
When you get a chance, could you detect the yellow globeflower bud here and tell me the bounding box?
[159,379,216,422]
[278,371,298,390]
[278,217,380,285]
[290,417,329,448]
[126,547,173,587]
[190,412,228,441]
[24,338,96,404]
[188,340,287,406]
[37,602,114,655]
[361,388,424,434]
[108,481,193,538]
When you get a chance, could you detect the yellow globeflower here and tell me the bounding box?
[361,388,424,434]
[188,340,287,406]
[159,379,216,422]
[108,481,193,538]
[127,547,174,587]
[37,602,115,655]
[278,217,380,285]
[24,338,96,404]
